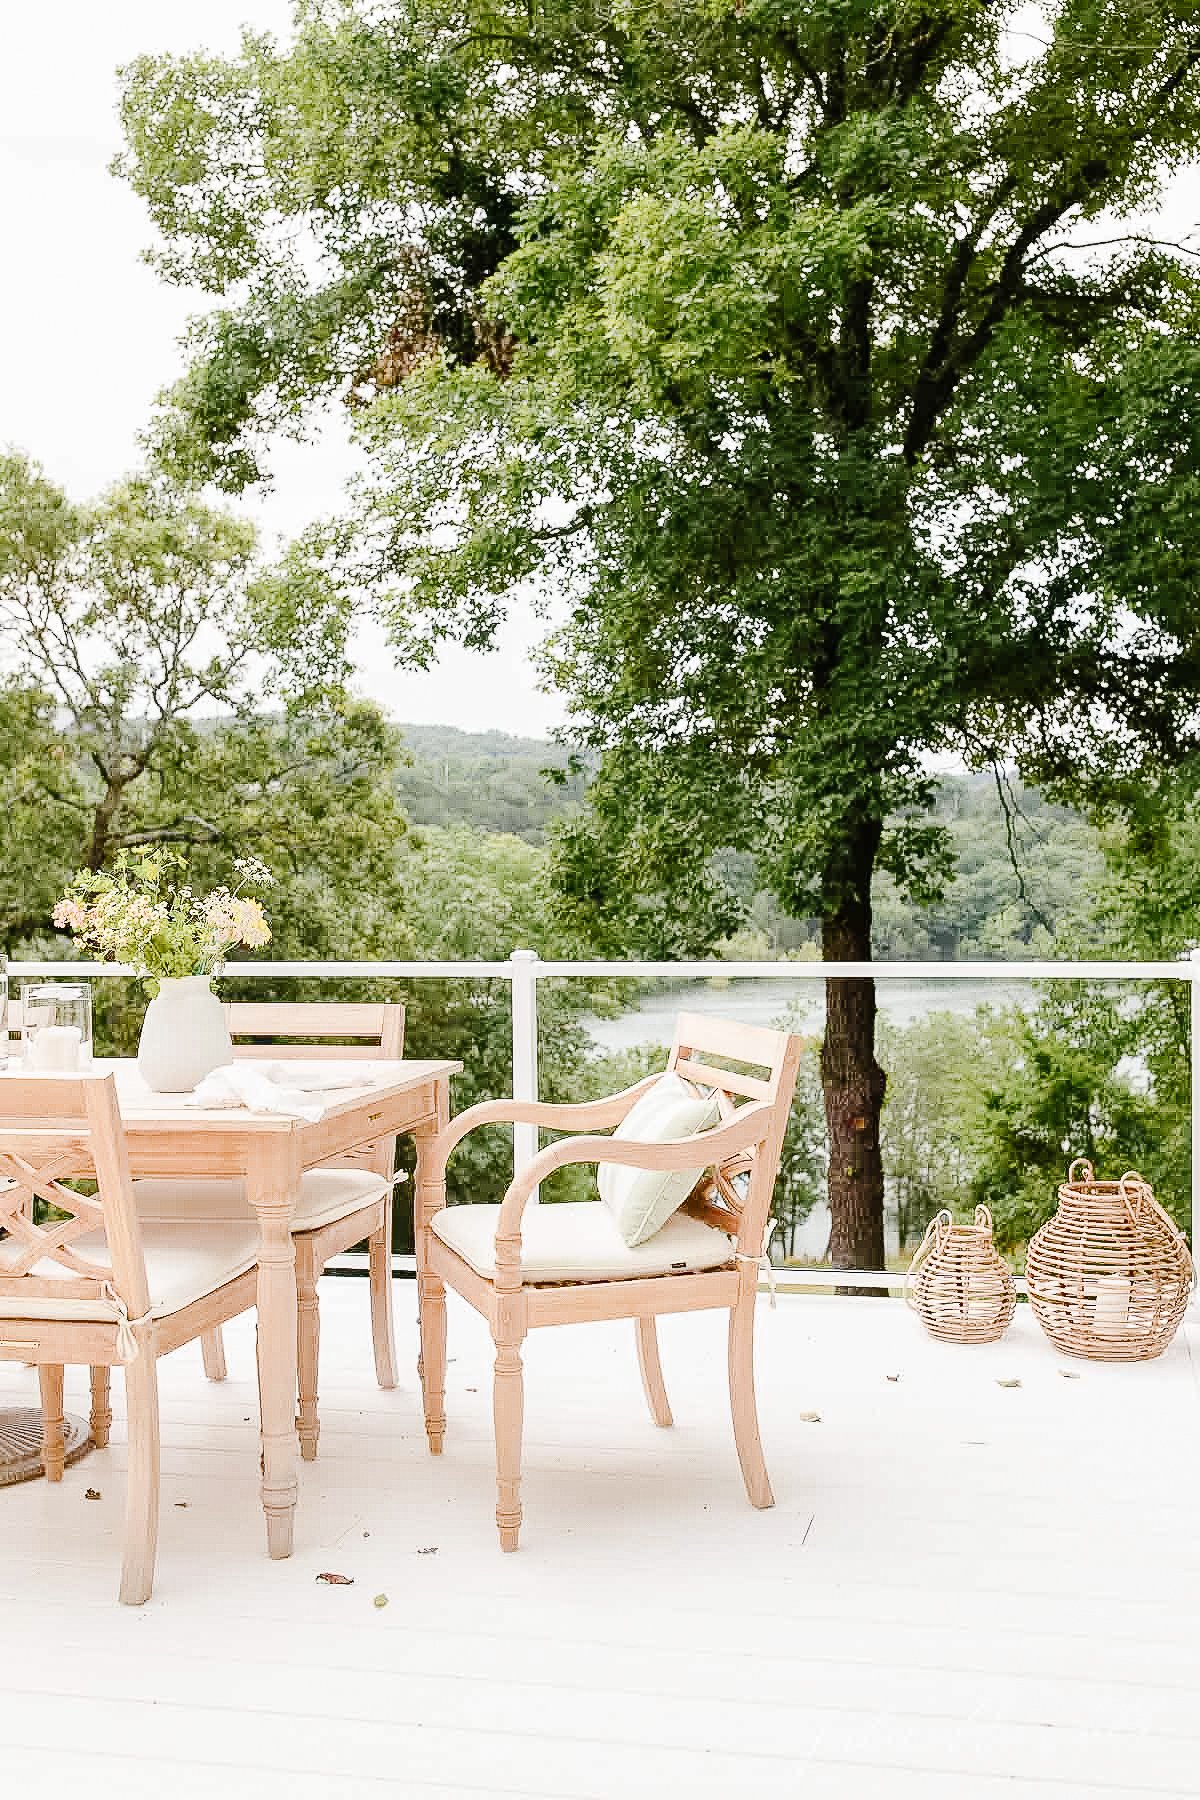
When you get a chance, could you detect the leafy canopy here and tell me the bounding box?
[0,451,399,952]
[118,2,1200,951]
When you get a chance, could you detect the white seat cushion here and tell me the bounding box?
[0,1219,260,1322]
[597,1071,722,1246]
[430,1201,735,1283]
[132,1167,388,1231]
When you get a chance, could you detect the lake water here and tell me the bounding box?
[581,974,1035,1050]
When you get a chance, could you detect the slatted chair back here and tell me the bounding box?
[224,1001,405,1179]
[224,1001,405,1062]
[0,1074,150,1327]
[666,1013,802,1262]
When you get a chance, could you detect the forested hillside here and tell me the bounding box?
[396,725,1103,960]
[395,725,586,842]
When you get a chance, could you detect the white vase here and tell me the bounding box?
[137,975,234,1093]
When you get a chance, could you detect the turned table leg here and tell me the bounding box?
[247,1138,301,1560]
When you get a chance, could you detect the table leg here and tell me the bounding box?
[247,1138,301,1559]
[414,1079,450,1454]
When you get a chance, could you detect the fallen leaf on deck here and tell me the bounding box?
[885,1374,900,1383]
[316,1571,354,1585]
[373,1593,389,1609]
[84,1488,101,1501]
[798,1411,822,1423]
[174,1501,189,1509]
[465,1387,478,1393]
[1057,1369,1081,1380]
[996,1378,1022,1389]
[416,1546,439,1555]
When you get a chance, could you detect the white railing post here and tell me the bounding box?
[510,948,541,1201]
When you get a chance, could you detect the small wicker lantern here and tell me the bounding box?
[1026,1160,1194,1362]
[905,1205,1016,1344]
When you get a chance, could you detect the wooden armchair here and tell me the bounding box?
[416,1013,802,1550]
[0,1074,262,1603]
[138,1001,406,1460]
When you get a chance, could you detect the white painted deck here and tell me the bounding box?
[3,1284,1200,1800]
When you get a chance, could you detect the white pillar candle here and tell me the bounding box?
[1093,1274,1131,1334]
[28,1024,83,1071]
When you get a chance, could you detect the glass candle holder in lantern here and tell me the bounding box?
[20,980,93,1071]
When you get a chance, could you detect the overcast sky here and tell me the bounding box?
[2,7,1196,743]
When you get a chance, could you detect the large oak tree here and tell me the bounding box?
[118,1,1200,1264]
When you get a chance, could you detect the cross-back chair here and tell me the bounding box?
[0,1073,262,1603]
[418,1013,802,1550]
[135,1001,406,1460]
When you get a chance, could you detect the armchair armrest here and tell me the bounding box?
[428,1075,661,1178]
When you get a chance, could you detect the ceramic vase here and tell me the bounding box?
[137,975,233,1092]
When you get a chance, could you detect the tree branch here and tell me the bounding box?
[112,816,224,849]
[903,36,1200,462]
[990,761,1053,935]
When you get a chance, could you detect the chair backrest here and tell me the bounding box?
[0,1074,150,1321]
[224,1001,405,1178]
[666,1013,803,1258]
[224,1002,405,1061]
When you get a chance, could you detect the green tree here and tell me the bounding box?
[0,443,414,1112]
[117,3,1200,1267]
[877,1011,989,1246]
[967,985,1187,1247]
[0,451,395,953]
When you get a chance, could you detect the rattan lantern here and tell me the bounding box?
[1025,1160,1194,1362]
[905,1205,1016,1344]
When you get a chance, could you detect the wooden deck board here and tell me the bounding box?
[3,1286,1199,1797]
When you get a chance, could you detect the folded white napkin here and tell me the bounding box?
[183,1061,373,1122]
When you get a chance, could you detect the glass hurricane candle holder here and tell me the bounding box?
[20,981,93,1072]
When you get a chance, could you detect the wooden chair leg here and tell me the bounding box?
[119,1354,161,1606]
[418,1268,447,1454]
[38,1364,66,1482]
[200,1328,228,1381]
[295,1238,321,1462]
[728,1288,774,1509]
[635,1316,673,1427]
[89,1365,112,1449]
[368,1201,398,1389]
[492,1322,526,1551]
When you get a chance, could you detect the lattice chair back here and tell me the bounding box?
[667,1013,802,1267]
[0,1074,149,1351]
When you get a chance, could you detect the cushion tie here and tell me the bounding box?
[734,1217,778,1310]
[101,1283,153,1364]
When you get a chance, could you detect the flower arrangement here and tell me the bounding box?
[53,849,274,984]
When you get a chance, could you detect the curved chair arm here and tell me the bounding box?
[427,1075,661,1183]
[488,1101,777,1289]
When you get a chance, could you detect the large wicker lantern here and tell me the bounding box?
[1026,1160,1194,1362]
[905,1205,1016,1344]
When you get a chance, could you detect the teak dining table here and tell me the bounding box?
[30,1056,461,1559]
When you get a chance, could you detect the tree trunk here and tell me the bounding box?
[87,779,127,871]
[820,833,887,1276]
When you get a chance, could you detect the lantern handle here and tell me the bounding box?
[1118,1171,1196,1290]
[973,1203,994,1235]
[904,1209,952,1313]
[1067,1157,1095,1188]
